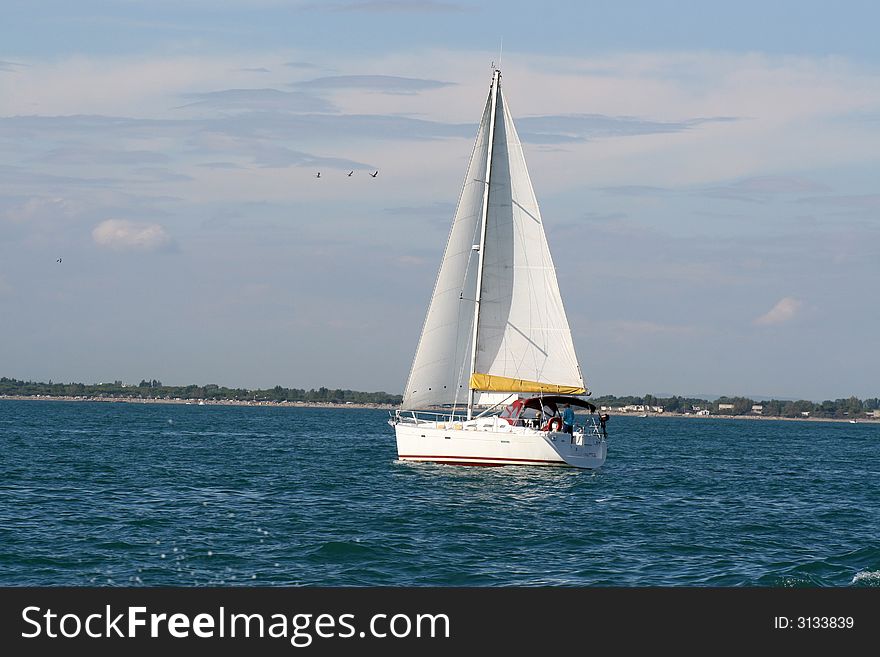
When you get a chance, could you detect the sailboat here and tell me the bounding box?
[389,68,607,469]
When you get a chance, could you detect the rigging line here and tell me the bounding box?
[405,89,494,407]
[512,197,542,226]
[451,232,481,409]
[452,184,486,410]
[509,176,544,378]
[502,98,543,379]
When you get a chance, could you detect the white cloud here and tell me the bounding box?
[753,297,803,326]
[92,219,172,251]
[0,196,79,223]
[293,74,454,93]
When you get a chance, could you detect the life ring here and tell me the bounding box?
[544,417,563,432]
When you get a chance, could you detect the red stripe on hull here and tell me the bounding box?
[398,454,566,466]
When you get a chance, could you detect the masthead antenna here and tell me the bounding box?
[498,37,503,70]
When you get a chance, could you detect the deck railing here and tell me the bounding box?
[393,409,608,441]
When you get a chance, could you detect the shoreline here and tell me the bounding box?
[603,411,879,425]
[0,395,396,410]
[2,395,877,424]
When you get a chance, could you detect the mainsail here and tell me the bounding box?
[402,70,585,411]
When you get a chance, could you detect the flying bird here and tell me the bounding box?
[57,257,62,263]
[347,171,353,177]
[370,171,378,178]
[315,172,321,178]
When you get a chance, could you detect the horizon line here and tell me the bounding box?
[1,376,875,404]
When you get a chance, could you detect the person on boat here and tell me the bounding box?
[598,413,609,438]
[534,408,543,429]
[562,403,575,435]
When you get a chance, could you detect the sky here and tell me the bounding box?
[1,0,878,401]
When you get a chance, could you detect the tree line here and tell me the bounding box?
[591,393,879,419]
[2,378,877,417]
[0,378,402,405]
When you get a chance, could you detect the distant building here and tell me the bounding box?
[609,404,664,413]
[718,403,735,411]
[873,410,880,419]
[801,411,811,417]
[697,409,710,416]
[751,405,763,414]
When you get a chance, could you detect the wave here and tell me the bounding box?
[851,570,880,586]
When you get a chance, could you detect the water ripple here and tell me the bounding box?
[0,401,878,586]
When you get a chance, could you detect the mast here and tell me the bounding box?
[467,68,500,420]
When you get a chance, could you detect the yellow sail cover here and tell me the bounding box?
[470,373,586,395]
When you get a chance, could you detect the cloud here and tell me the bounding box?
[293,75,453,94]
[723,176,830,194]
[199,112,474,142]
[698,175,831,202]
[62,14,240,33]
[130,167,193,182]
[0,115,189,141]
[92,219,173,251]
[753,297,803,326]
[37,147,170,166]
[197,162,244,170]
[0,112,472,153]
[0,196,81,224]
[515,114,737,144]
[0,163,124,191]
[796,194,880,210]
[602,175,833,204]
[284,61,320,69]
[319,1,464,12]
[178,88,335,113]
[599,185,671,197]
[0,60,27,72]
[185,132,370,169]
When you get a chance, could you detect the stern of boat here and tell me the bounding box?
[543,421,607,469]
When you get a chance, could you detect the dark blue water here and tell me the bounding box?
[1,400,878,586]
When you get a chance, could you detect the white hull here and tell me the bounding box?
[392,416,606,469]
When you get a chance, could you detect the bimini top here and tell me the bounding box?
[516,396,597,414]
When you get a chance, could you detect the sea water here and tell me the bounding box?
[0,400,878,587]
